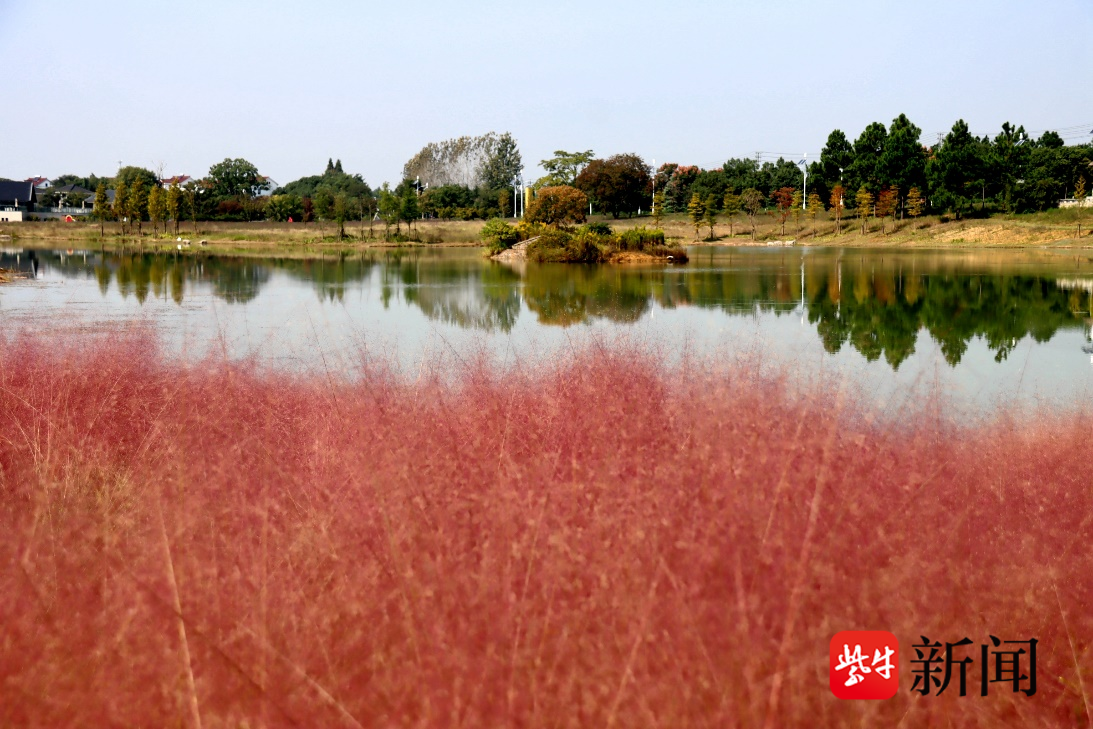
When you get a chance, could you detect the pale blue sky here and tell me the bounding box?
[1,0,1091,187]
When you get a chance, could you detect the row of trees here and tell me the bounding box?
[654,116,1092,220]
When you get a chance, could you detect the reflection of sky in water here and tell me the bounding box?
[2,246,1092,418]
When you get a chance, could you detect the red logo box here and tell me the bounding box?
[830,631,899,699]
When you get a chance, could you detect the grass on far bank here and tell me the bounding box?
[0,329,1090,727]
[2,205,1092,257]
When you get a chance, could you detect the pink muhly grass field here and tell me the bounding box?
[0,331,1090,728]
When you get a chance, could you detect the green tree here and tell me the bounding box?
[817,129,853,204]
[848,122,888,198]
[880,114,926,215]
[989,122,1030,213]
[333,193,349,239]
[114,166,158,192]
[167,183,183,235]
[148,185,167,236]
[113,181,129,234]
[722,191,741,236]
[536,150,595,188]
[313,188,334,235]
[741,188,763,239]
[127,177,148,236]
[574,154,652,219]
[265,194,304,223]
[479,132,523,193]
[400,186,421,235]
[703,194,718,240]
[182,182,202,234]
[377,185,400,237]
[687,193,705,240]
[928,119,984,219]
[207,158,262,200]
[92,183,111,238]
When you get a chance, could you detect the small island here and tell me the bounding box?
[484,185,687,264]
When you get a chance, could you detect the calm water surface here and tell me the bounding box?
[3,245,1093,416]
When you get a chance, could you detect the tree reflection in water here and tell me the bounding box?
[10,247,1093,370]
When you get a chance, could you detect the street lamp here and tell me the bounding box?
[796,154,808,209]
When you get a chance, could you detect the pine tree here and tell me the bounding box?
[687,193,705,241]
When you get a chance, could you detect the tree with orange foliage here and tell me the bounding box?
[876,186,899,235]
[770,187,795,236]
[525,185,588,226]
[829,184,845,234]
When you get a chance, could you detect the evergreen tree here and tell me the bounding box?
[92,183,111,238]
[147,185,165,236]
[880,114,926,214]
[687,193,705,240]
[849,122,888,197]
[703,194,718,240]
[928,119,983,219]
[128,177,148,236]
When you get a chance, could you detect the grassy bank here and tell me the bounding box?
[0,331,1089,726]
[3,207,1092,258]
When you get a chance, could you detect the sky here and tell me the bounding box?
[1,0,1091,187]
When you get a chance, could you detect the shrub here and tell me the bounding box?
[480,218,519,252]
[617,226,665,251]
[581,221,612,236]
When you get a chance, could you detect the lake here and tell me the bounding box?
[3,245,1093,417]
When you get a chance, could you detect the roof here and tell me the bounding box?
[55,184,92,195]
[0,180,36,203]
[160,175,191,186]
[84,189,116,203]
[25,176,50,187]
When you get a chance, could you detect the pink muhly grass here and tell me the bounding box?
[0,330,1090,727]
